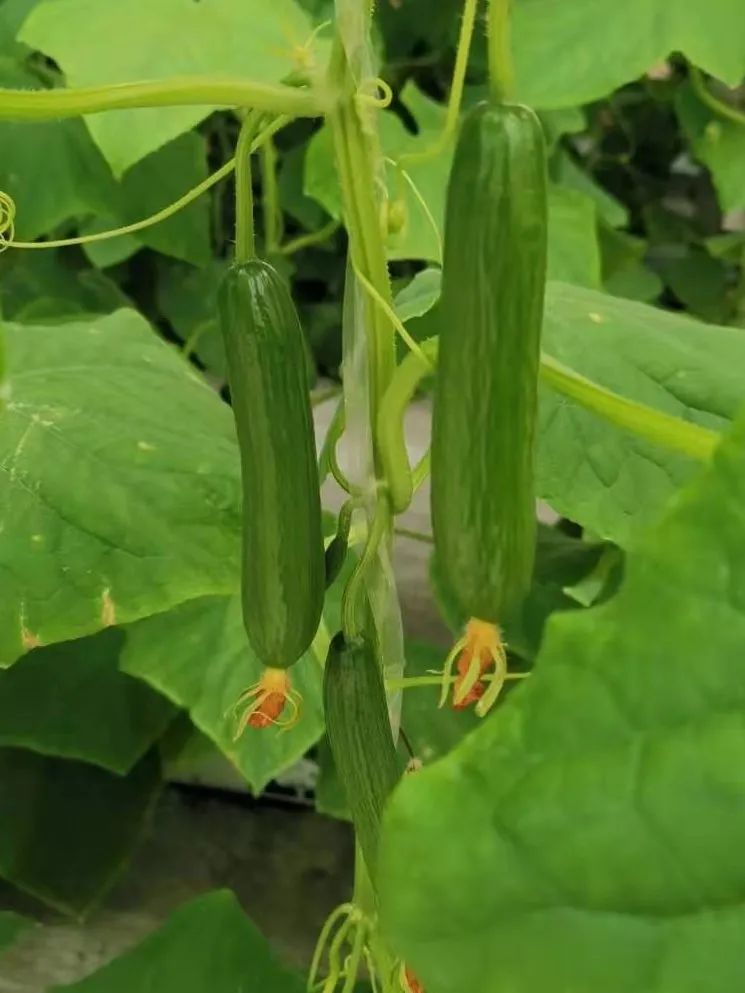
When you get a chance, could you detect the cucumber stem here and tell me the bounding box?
[235,113,260,262]
[0,76,327,121]
[488,0,515,102]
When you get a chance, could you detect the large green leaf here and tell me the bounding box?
[0,629,174,773]
[379,408,745,993]
[513,0,745,110]
[539,282,745,544]
[83,132,212,268]
[20,0,316,174]
[51,890,304,993]
[394,276,745,546]
[121,595,327,794]
[304,83,601,275]
[0,309,241,666]
[0,748,160,915]
[0,63,116,240]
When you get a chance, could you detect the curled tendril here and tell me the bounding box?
[356,77,393,110]
[0,192,16,253]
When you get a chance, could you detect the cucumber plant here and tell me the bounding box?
[0,0,743,991]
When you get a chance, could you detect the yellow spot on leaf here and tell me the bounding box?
[21,627,41,651]
[588,312,605,324]
[137,441,156,452]
[31,534,43,544]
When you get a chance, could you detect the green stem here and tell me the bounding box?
[377,337,435,513]
[235,113,259,262]
[260,136,282,253]
[0,76,327,121]
[488,0,514,102]
[341,496,390,639]
[328,41,395,435]
[386,672,529,692]
[399,0,478,168]
[539,354,719,462]
[281,219,340,256]
[689,65,745,128]
[393,526,433,544]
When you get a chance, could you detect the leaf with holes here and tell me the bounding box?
[0,309,242,666]
[380,406,745,993]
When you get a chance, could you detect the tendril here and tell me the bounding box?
[0,191,16,253]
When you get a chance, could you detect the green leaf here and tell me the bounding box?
[157,258,228,376]
[0,629,174,773]
[116,131,211,265]
[554,152,628,229]
[51,890,304,993]
[0,250,129,320]
[599,227,663,303]
[676,80,745,213]
[379,407,745,993]
[0,748,160,915]
[121,596,325,794]
[394,268,443,323]
[0,911,32,957]
[20,0,316,174]
[122,516,351,793]
[539,282,745,545]
[547,186,601,287]
[513,0,745,109]
[0,63,117,240]
[0,310,241,666]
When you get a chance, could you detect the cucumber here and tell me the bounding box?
[323,632,401,881]
[219,259,325,669]
[431,101,547,623]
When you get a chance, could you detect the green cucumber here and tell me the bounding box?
[431,101,547,623]
[219,259,325,669]
[323,632,401,881]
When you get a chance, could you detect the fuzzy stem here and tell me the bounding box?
[0,76,326,121]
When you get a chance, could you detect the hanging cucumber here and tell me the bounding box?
[431,100,547,626]
[219,259,325,671]
[323,631,401,881]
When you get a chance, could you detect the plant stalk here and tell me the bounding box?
[0,76,326,121]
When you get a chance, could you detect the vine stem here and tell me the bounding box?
[0,76,327,120]
[398,0,478,168]
[235,113,260,262]
[488,0,514,102]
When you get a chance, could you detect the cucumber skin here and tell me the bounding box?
[219,259,324,669]
[323,633,401,882]
[431,101,547,624]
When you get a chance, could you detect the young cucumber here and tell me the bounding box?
[219,259,325,669]
[323,632,401,881]
[431,101,547,623]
